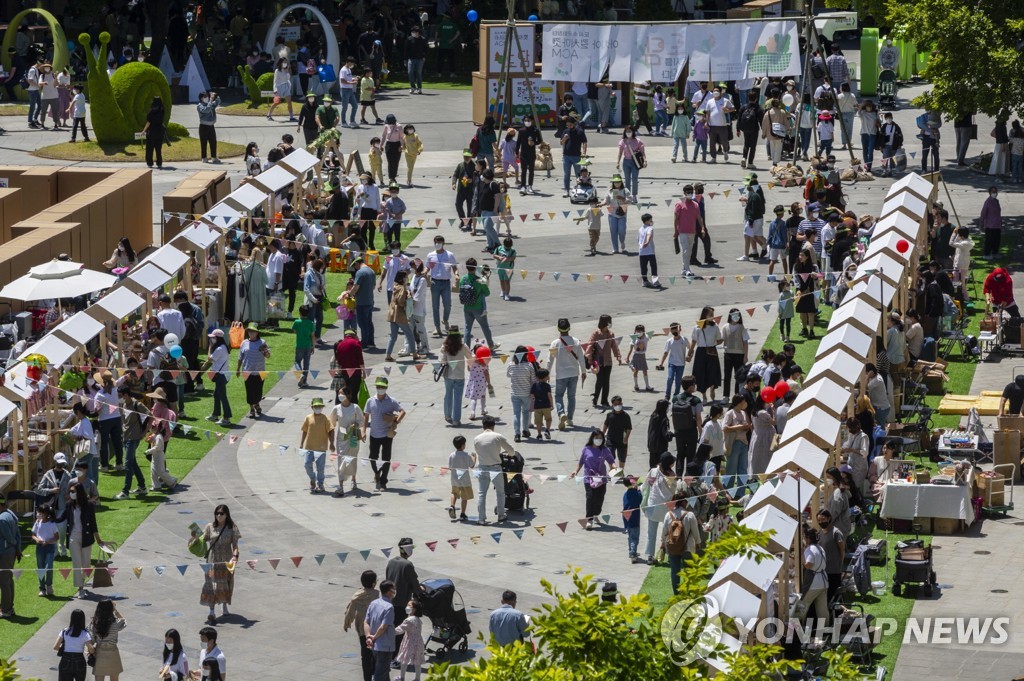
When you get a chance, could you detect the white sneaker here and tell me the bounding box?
[114,491,129,500]
[527,187,535,194]
[736,255,749,261]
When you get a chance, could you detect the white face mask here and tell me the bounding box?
[361,179,368,185]
[713,92,721,99]
[613,404,623,412]
[406,606,414,614]
[312,407,323,414]
[809,212,819,220]
[392,249,400,255]
[886,39,893,46]
[376,388,387,395]
[524,121,532,127]
[627,132,634,138]
[593,438,604,446]
[991,192,998,198]
[730,313,740,322]
[684,193,693,200]
[435,243,444,251]
[69,491,77,500]
[200,97,208,103]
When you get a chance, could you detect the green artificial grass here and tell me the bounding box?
[639,232,1014,675]
[33,138,245,162]
[381,79,473,91]
[0,105,29,116]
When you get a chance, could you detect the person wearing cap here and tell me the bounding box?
[297,91,321,146]
[548,319,587,430]
[328,387,364,497]
[237,323,271,419]
[362,377,405,491]
[0,495,21,614]
[115,391,151,499]
[385,537,423,661]
[350,254,378,348]
[816,110,835,157]
[452,150,478,228]
[515,114,542,195]
[38,61,60,130]
[559,113,588,197]
[201,329,232,427]
[300,398,332,493]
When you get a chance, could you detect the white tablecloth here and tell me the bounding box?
[879,480,976,525]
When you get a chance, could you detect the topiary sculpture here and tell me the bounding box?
[79,32,174,143]
[237,66,276,106]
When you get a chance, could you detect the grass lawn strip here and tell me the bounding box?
[33,138,245,163]
[639,236,1007,675]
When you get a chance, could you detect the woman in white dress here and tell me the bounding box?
[267,58,294,122]
[329,389,364,496]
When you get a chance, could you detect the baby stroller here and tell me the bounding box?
[878,69,898,111]
[502,451,531,512]
[420,578,471,660]
[891,533,937,597]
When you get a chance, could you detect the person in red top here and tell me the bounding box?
[673,184,705,278]
[983,267,1020,318]
[334,329,366,404]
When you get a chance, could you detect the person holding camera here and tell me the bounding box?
[458,258,499,350]
[196,91,219,163]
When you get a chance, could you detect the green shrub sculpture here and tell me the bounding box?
[79,32,173,143]
[237,66,276,106]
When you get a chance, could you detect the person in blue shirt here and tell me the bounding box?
[351,257,377,348]
[488,590,528,646]
[364,580,396,679]
[622,475,643,564]
[766,204,789,277]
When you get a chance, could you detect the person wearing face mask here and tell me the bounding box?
[362,377,406,491]
[59,481,103,599]
[878,112,903,178]
[406,25,428,94]
[452,150,478,227]
[244,142,262,177]
[385,538,423,662]
[37,62,60,130]
[297,92,320,146]
[673,185,703,277]
[704,86,735,163]
[514,115,542,195]
[878,37,900,72]
[657,323,689,401]
[393,599,425,680]
[196,90,219,163]
[602,395,632,468]
[570,429,617,529]
[426,237,459,336]
[980,187,1003,260]
[68,402,100,485]
[159,628,189,681]
[616,125,646,199]
[300,397,332,493]
[559,113,588,197]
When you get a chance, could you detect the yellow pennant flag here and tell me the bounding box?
[723,189,731,198]
[548,212,556,220]
[535,525,546,536]
[735,275,744,282]
[520,270,528,280]
[768,182,776,190]
[470,536,481,544]
[417,219,425,226]
[226,560,236,574]
[500,354,510,364]
[132,566,143,579]
[586,274,593,282]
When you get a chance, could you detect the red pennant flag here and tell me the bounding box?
[246,560,258,570]
[603,274,612,282]
[712,315,722,324]
[746,308,756,317]
[556,521,568,533]
[577,518,589,529]
[59,568,71,580]
[718,276,725,285]
[425,541,438,552]
[620,274,629,283]
[106,567,118,578]
[83,568,93,580]
[622,509,634,522]
[533,213,541,220]
[268,558,280,571]
[415,364,425,373]
[435,218,442,227]
[391,462,400,471]
[519,214,528,222]
[666,500,677,511]
[447,538,459,549]
[538,272,545,280]
[291,556,302,568]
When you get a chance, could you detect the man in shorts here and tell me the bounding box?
[738,173,766,261]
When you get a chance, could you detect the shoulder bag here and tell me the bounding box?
[626,140,647,169]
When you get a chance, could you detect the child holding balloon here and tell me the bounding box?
[465,343,492,419]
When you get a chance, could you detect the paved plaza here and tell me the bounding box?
[2,79,1021,678]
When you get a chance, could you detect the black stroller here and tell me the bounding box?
[892,534,937,597]
[878,69,898,110]
[420,578,471,659]
[502,451,531,513]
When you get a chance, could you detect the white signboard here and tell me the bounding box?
[278,25,301,42]
[488,26,535,74]
[647,25,687,83]
[608,25,634,82]
[486,78,559,127]
[741,21,801,79]
[542,24,598,82]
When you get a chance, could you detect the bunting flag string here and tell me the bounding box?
[11,472,783,577]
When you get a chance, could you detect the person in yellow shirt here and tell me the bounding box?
[368,137,385,185]
[403,124,424,188]
[301,397,333,493]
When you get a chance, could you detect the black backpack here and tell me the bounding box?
[811,58,826,80]
[671,396,698,433]
[816,88,835,111]
[458,279,478,305]
[183,315,201,343]
[739,105,759,132]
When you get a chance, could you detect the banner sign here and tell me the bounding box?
[487,78,559,127]
[488,26,535,74]
[543,21,801,83]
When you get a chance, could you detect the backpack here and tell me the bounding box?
[738,105,759,132]
[183,315,201,343]
[666,511,692,556]
[803,174,825,201]
[810,58,826,80]
[671,395,698,433]
[458,278,478,305]
[816,88,834,111]
[468,132,480,157]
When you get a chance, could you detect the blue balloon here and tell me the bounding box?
[467,9,479,22]
[528,14,538,21]
[169,345,183,359]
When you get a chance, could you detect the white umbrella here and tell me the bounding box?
[0,260,117,302]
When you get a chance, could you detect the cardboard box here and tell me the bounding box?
[915,469,931,484]
[996,415,1024,433]
[20,167,61,206]
[912,516,932,534]
[993,429,1021,481]
[932,517,962,535]
[56,168,116,202]
[978,475,1005,507]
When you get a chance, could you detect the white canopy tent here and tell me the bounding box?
[847,276,896,309]
[86,287,145,323]
[765,437,829,482]
[176,222,223,251]
[789,377,850,418]
[827,297,880,337]
[740,506,799,554]
[25,334,76,369]
[224,183,269,213]
[879,191,928,223]
[858,252,905,288]
[778,406,841,451]
[706,581,764,625]
[872,212,920,241]
[202,204,242,231]
[708,548,783,593]
[139,243,190,277]
[746,473,818,516]
[279,148,320,175]
[51,312,105,348]
[816,324,872,361]
[804,347,863,388]
[251,165,299,194]
[869,230,918,261]
[889,173,935,202]
[126,263,176,295]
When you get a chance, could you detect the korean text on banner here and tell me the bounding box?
[542,24,598,82]
[647,25,688,84]
[489,26,536,74]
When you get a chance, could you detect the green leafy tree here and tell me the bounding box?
[887,0,1024,119]
[3,658,42,681]
[633,0,677,22]
[427,526,864,680]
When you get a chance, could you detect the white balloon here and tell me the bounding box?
[164,333,180,349]
[782,93,795,107]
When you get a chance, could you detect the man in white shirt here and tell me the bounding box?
[25,57,41,128]
[338,55,359,127]
[426,236,459,336]
[377,246,411,304]
[657,322,690,401]
[472,416,515,524]
[704,85,734,163]
[265,239,286,292]
[156,294,186,341]
[547,318,587,430]
[198,626,227,679]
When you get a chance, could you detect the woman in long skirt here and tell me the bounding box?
[194,504,240,625]
[747,399,776,476]
[688,306,722,402]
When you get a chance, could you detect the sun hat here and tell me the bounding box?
[743,172,758,184]
[611,174,623,183]
[311,397,325,407]
[374,376,389,388]
[208,329,225,339]
[462,148,473,157]
[54,453,67,465]
[323,95,333,104]
[146,387,168,401]
[246,322,260,332]
[344,328,357,336]
[306,91,316,98]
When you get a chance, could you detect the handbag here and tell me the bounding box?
[87,653,96,668]
[266,292,287,319]
[188,533,208,558]
[92,560,113,588]
[771,122,787,138]
[433,362,448,383]
[56,632,65,657]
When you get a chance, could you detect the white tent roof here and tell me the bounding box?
[140,244,190,276]
[873,211,919,240]
[828,296,880,336]
[224,183,268,212]
[805,347,863,388]
[879,191,928,221]
[252,165,297,193]
[869,230,917,260]
[176,221,222,251]
[705,632,744,674]
[888,173,934,202]
[766,437,829,479]
[740,505,798,553]
[779,406,841,447]
[816,324,872,361]
[3,365,34,398]
[706,581,763,624]
[126,263,174,293]
[790,376,850,417]
[746,473,818,516]
[859,251,904,285]
[279,148,319,175]
[708,548,782,592]
[0,394,17,421]
[26,334,76,368]
[52,312,104,346]
[848,276,896,308]
[202,204,242,230]
[88,287,145,321]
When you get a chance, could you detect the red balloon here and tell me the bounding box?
[475,346,492,361]
[525,346,537,363]
[774,380,790,397]
[896,239,910,254]
[760,387,777,403]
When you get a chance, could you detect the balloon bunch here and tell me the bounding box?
[760,379,791,404]
[164,333,184,360]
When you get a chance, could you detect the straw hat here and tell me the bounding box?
[146,387,168,401]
